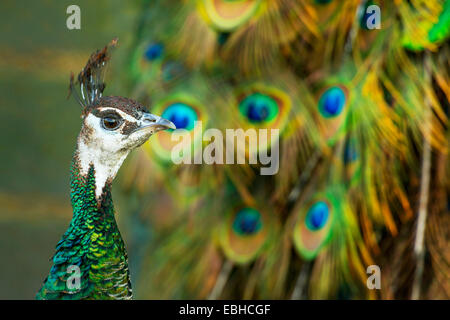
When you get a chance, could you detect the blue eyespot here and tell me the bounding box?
[144,43,164,61]
[318,86,346,118]
[233,208,262,236]
[238,93,279,123]
[305,201,329,231]
[161,103,198,131]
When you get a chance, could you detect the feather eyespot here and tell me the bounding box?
[144,43,164,61]
[232,208,262,236]
[238,92,279,124]
[305,201,330,231]
[318,86,347,118]
[161,102,198,131]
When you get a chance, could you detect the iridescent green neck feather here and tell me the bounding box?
[36,153,132,300]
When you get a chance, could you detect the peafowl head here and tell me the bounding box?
[79,95,175,163]
[71,39,175,198]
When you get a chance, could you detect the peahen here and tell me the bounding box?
[118,0,449,300]
[36,39,175,299]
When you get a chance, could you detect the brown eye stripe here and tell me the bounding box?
[121,121,139,135]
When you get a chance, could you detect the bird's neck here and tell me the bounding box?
[75,136,130,199]
[69,151,115,222]
[37,148,132,299]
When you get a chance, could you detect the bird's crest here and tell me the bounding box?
[69,38,118,108]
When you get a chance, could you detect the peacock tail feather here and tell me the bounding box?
[117,0,450,299]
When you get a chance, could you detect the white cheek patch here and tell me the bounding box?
[78,114,131,199]
[84,113,124,150]
[77,112,154,199]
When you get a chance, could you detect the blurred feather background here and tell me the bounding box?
[0,0,448,299]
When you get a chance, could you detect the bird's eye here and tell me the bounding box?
[101,116,122,130]
[232,208,263,236]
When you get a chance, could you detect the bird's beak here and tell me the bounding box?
[138,112,176,132]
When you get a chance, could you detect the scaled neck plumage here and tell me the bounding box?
[36,147,132,300]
